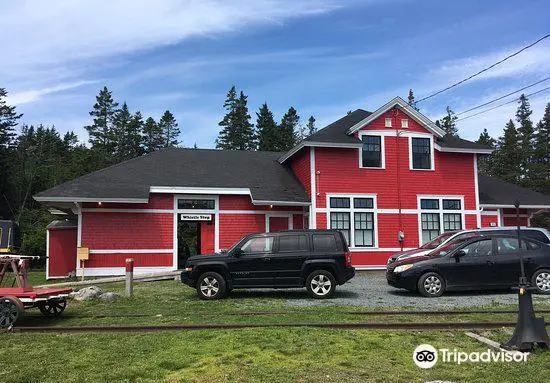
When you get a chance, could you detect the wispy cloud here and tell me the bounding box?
[7,80,98,105]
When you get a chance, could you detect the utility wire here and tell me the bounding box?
[415,33,550,104]
[456,76,550,116]
[456,85,550,122]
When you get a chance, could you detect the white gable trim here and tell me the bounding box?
[346,97,446,138]
[434,143,493,154]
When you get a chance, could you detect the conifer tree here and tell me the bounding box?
[158,110,180,147]
[84,86,118,151]
[142,117,164,153]
[476,128,496,176]
[515,94,535,185]
[216,87,255,150]
[256,103,278,151]
[306,115,316,136]
[278,107,300,151]
[0,88,22,148]
[531,103,550,193]
[437,106,458,137]
[407,89,419,111]
[111,102,133,160]
[494,119,521,184]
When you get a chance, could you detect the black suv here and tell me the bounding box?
[180,230,355,300]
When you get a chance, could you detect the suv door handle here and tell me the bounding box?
[263,257,271,262]
[486,260,495,265]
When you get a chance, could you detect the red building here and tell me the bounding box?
[35,97,550,278]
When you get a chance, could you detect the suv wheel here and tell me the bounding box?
[196,272,226,300]
[532,269,550,294]
[306,270,336,299]
[418,272,445,298]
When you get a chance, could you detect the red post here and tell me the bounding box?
[125,258,134,297]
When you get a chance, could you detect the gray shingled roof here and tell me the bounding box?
[302,108,491,152]
[478,175,550,207]
[35,148,310,204]
[304,109,372,144]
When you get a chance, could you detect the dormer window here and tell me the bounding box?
[360,134,384,169]
[401,119,408,128]
[384,118,392,128]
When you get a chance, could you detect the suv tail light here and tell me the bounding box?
[345,251,352,267]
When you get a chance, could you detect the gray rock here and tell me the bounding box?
[72,286,103,301]
[98,292,121,302]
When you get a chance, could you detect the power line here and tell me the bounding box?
[456,85,550,122]
[415,33,550,104]
[456,76,550,116]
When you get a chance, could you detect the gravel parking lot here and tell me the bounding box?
[259,271,550,309]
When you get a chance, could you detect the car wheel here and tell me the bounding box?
[532,269,550,295]
[196,272,226,300]
[306,270,336,299]
[417,272,445,298]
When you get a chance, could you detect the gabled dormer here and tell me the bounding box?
[279,96,493,167]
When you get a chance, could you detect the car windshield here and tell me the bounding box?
[428,236,478,257]
[420,231,457,249]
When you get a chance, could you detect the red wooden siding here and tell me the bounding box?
[355,109,431,134]
[481,215,499,227]
[81,212,173,249]
[314,146,476,210]
[84,253,172,268]
[290,148,311,194]
[48,228,77,278]
[219,214,265,249]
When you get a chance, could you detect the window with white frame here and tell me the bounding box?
[419,197,463,244]
[411,137,433,170]
[328,196,376,247]
[385,118,392,127]
[360,135,383,168]
[401,119,408,128]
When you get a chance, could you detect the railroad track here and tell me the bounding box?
[18,309,550,319]
[5,321,529,333]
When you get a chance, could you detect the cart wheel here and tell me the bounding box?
[38,299,67,317]
[0,296,23,328]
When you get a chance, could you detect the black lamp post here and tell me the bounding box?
[502,200,550,352]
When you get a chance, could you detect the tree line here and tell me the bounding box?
[215,85,316,152]
[0,86,182,258]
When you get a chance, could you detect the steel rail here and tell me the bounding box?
[19,309,550,319]
[6,321,535,333]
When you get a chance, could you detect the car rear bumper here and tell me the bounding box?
[340,267,355,284]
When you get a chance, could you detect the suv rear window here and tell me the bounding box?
[313,234,338,252]
[278,235,308,252]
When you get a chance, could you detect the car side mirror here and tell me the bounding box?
[454,250,466,259]
[233,248,243,257]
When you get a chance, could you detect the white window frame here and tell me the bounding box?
[385,118,392,128]
[417,195,466,246]
[401,119,408,128]
[409,133,435,171]
[326,194,378,249]
[358,132,385,169]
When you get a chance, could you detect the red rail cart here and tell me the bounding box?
[0,255,72,328]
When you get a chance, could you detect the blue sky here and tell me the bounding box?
[2,0,550,148]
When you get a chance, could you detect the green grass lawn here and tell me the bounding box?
[1,271,549,382]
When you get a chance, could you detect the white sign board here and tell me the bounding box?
[180,214,212,221]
